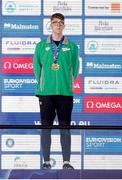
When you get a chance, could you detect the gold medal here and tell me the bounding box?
[51,63,60,70]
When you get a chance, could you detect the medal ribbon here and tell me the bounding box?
[50,35,64,64]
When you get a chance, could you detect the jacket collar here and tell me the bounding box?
[46,35,69,45]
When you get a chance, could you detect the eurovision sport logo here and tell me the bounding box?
[85,134,122,153]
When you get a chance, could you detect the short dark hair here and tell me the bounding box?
[51,13,65,21]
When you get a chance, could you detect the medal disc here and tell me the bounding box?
[51,63,59,70]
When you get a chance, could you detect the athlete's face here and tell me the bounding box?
[51,17,65,35]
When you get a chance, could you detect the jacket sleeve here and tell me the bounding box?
[72,44,79,80]
[33,43,42,84]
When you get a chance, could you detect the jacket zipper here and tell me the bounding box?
[56,71,58,93]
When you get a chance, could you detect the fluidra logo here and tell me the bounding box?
[88,80,119,85]
[6,40,37,46]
